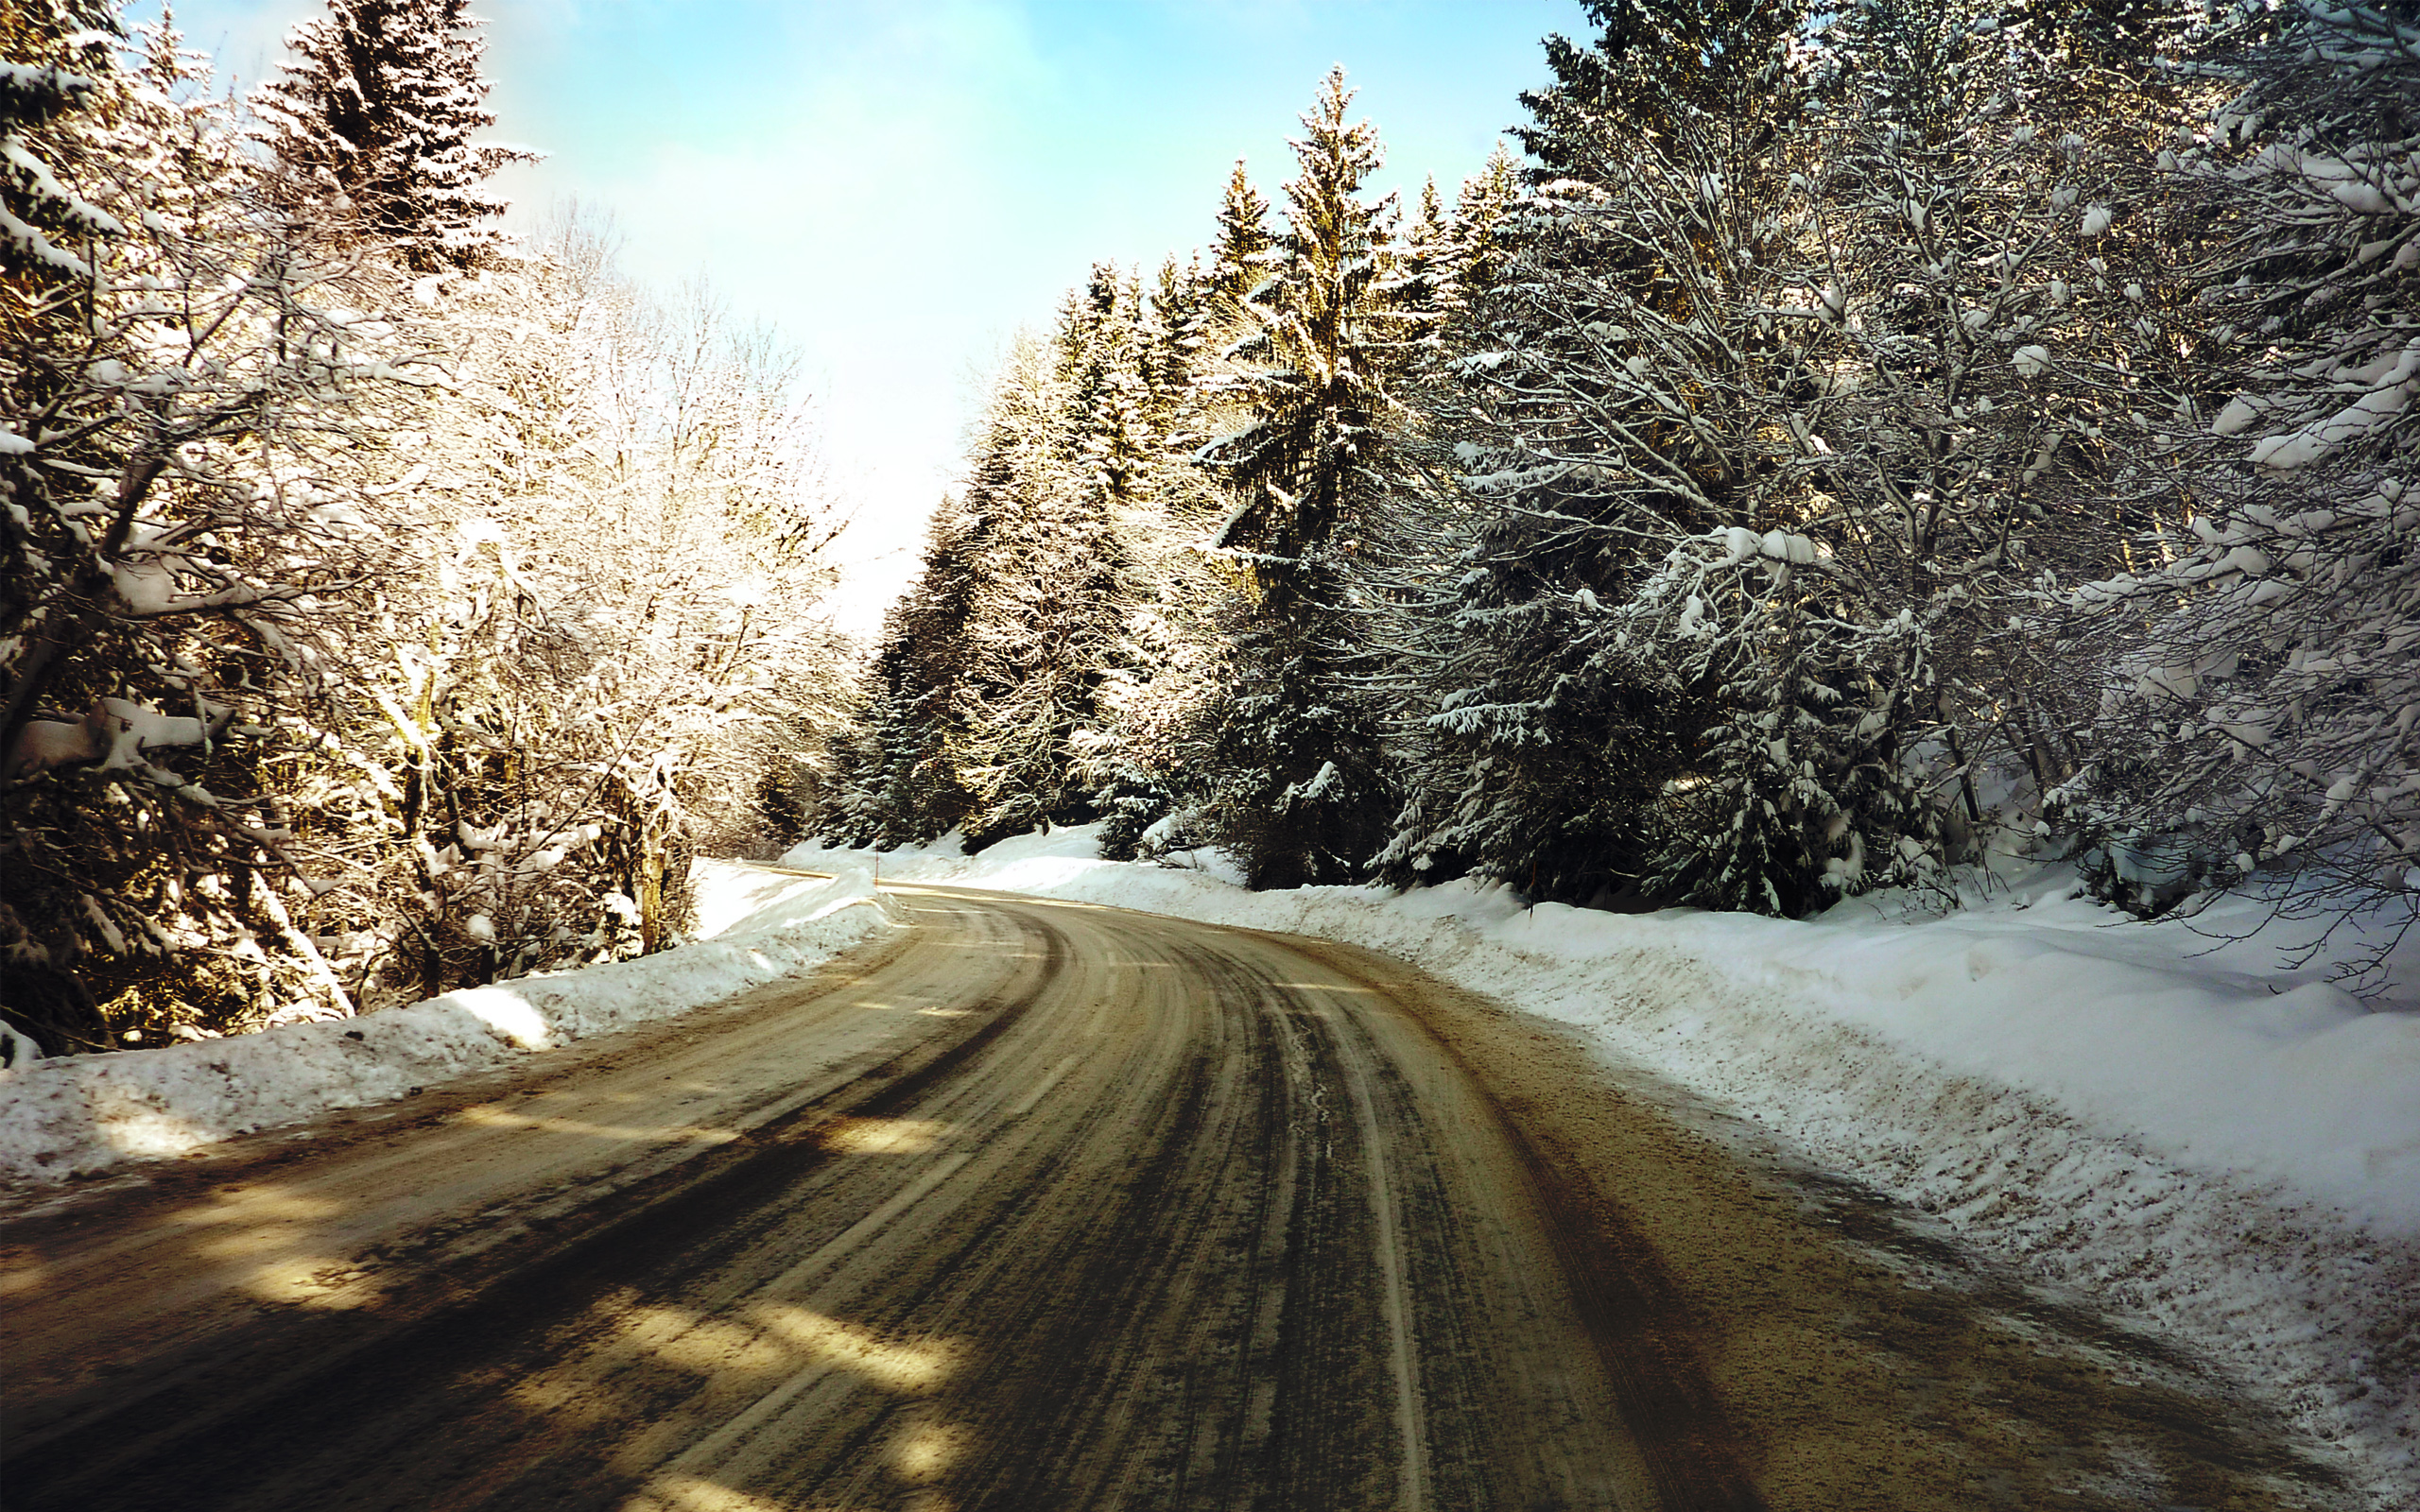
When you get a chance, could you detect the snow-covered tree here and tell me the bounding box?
[1443,141,1522,312]
[1081,257,1236,862]
[0,10,845,1053]
[1798,0,2206,833]
[821,469,1004,849]
[2057,1,2420,962]
[953,301,1138,848]
[1206,158,1271,312]
[1192,68,1428,887]
[2,18,424,1049]
[338,223,852,995]
[1383,0,2207,914]
[252,0,535,268]
[1382,0,1845,906]
[1,4,120,285]
[828,249,1239,858]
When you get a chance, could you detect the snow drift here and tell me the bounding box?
[0,865,896,1186]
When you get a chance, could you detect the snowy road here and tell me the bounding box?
[0,885,2356,1510]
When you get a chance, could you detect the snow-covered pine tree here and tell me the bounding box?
[956,282,1141,848]
[0,2,119,287]
[1519,0,1803,172]
[1372,136,1613,898]
[1142,252,1210,421]
[1625,533,1949,912]
[1206,69,1428,607]
[1194,68,1427,888]
[1085,255,1236,862]
[1395,176,1451,333]
[2,16,427,1049]
[252,0,536,268]
[1392,0,2210,917]
[1448,142,1523,305]
[821,478,999,849]
[1383,0,1851,907]
[1207,158,1271,313]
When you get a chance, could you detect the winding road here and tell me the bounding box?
[0,882,2357,1511]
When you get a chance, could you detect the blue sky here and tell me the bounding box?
[150,0,1591,627]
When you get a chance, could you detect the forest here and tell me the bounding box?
[2,0,856,1055]
[5,0,2418,1060]
[822,0,2420,971]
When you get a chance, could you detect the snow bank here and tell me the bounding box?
[0,865,897,1186]
[786,828,2420,1507]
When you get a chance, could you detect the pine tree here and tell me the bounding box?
[1449,143,1522,303]
[253,0,536,267]
[1518,0,1808,177]
[1189,69,1429,887]
[1384,0,1822,905]
[958,291,1139,848]
[1207,159,1271,311]
[2,16,429,1050]
[1085,259,1235,862]
[827,489,994,847]
[825,261,1215,858]
[0,3,120,287]
[1203,68,1426,608]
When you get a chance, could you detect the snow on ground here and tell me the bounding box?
[785,826,2420,1510]
[0,865,896,1187]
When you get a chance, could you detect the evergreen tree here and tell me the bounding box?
[253,0,536,267]
[826,258,1220,857]
[1204,69,1426,607]
[1206,159,1271,310]
[1394,0,2200,916]
[958,291,1139,848]
[1449,142,1523,303]
[2,16,429,1049]
[1085,259,1236,862]
[1517,0,1807,177]
[0,3,119,286]
[826,490,994,847]
[1195,68,1426,888]
[1796,0,2196,837]
[1383,1,1820,905]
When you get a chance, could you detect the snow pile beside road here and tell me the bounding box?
[786,829,2420,1505]
[0,865,895,1186]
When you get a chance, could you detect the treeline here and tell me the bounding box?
[824,0,2420,966]
[1,1,851,1055]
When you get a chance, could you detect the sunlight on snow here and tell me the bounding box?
[449,988,557,1050]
